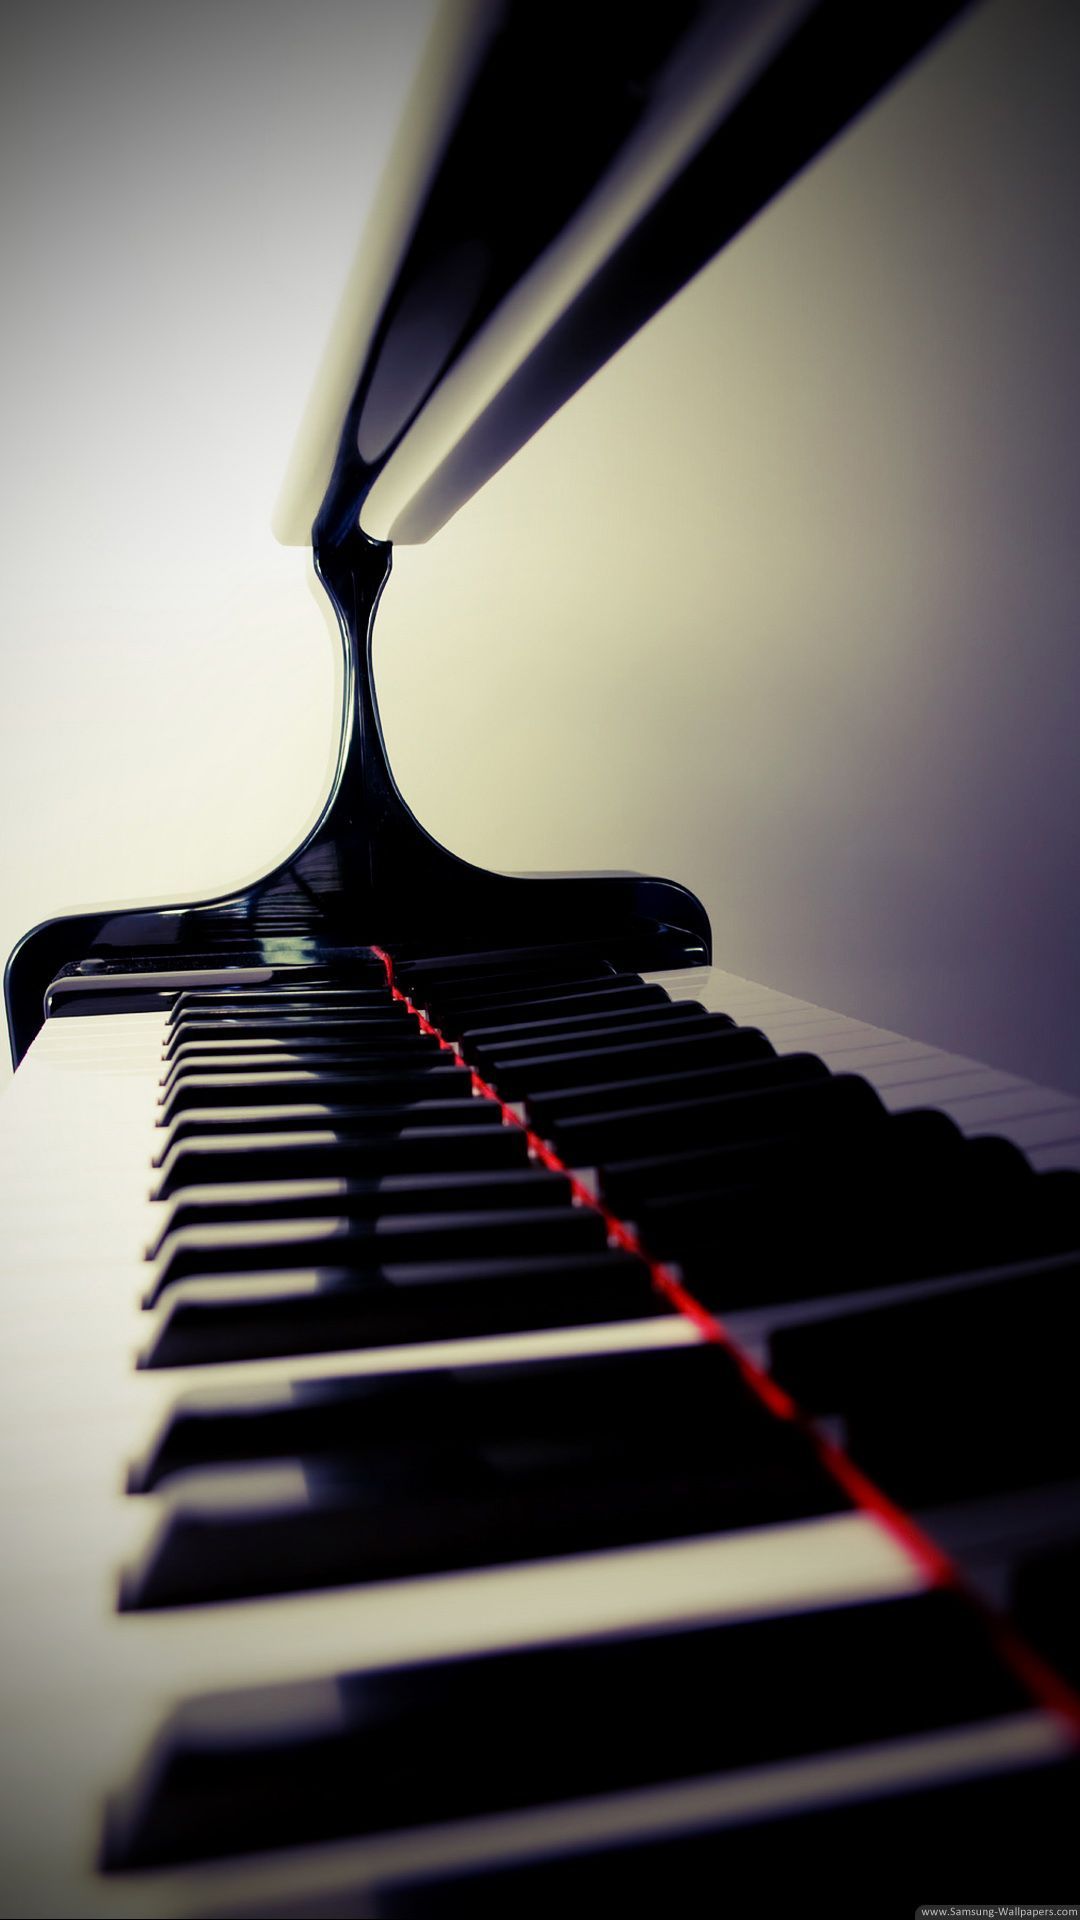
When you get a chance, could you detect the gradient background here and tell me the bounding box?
[1,0,1078,1091]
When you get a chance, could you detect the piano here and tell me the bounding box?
[2,1,1078,1910]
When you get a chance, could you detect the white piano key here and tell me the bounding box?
[222,1715,1075,1914]
[849,1052,1001,1087]
[0,1319,702,1493]
[933,1084,1080,1125]
[977,1108,1080,1149]
[0,1510,928,1711]
[1028,1140,1080,1171]
[645,967,1080,1169]
[0,1508,931,1915]
[47,1712,1071,1920]
[712,1009,883,1038]
[878,1069,1031,1106]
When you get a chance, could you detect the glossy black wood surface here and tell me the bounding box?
[5,0,971,1065]
[305,0,973,545]
[4,528,709,1064]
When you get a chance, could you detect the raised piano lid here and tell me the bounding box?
[3,0,969,1066]
[275,0,970,551]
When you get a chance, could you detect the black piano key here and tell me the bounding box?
[367,1756,1080,1916]
[483,1019,756,1100]
[768,1245,1080,1503]
[1011,1535,1080,1689]
[430,981,664,1038]
[768,1244,1080,1411]
[160,1036,440,1083]
[130,1372,430,1473]
[154,1094,497,1154]
[455,1006,703,1067]
[137,1248,662,1373]
[103,1590,1023,1868]
[524,1046,818,1135]
[136,1239,661,1413]
[642,1144,1073,1309]
[467,1010,726,1076]
[163,1011,413,1055]
[147,1167,572,1250]
[458,994,702,1052]
[154,1123,528,1193]
[119,1345,845,1606]
[681,1211,1076,1311]
[146,1204,609,1299]
[600,1104,966,1216]
[160,1063,464,1119]
[133,1430,838,1609]
[549,1072,882,1169]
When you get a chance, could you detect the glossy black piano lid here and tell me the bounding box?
[308,0,977,550]
[4,0,971,1064]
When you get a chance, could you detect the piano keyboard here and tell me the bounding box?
[1,953,1077,1915]
[654,967,1080,1173]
